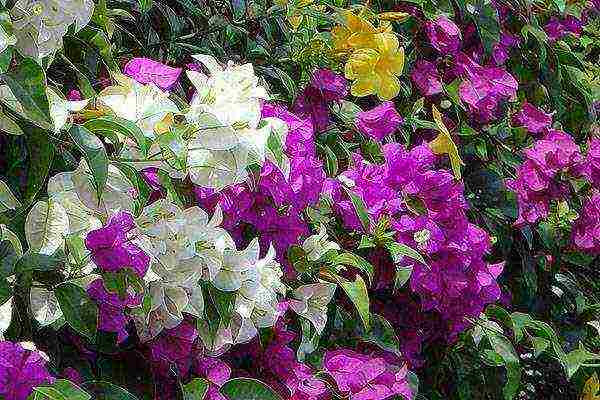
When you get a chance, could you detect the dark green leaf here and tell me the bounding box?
[333,252,374,285]
[358,313,401,356]
[55,282,98,339]
[30,379,91,400]
[2,56,52,129]
[333,274,370,331]
[15,250,64,274]
[182,378,210,400]
[83,116,149,157]
[82,381,140,400]
[384,242,428,268]
[24,125,55,205]
[220,378,283,400]
[344,189,370,232]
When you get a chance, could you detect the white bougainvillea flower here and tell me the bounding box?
[98,74,179,137]
[229,244,286,344]
[289,283,337,334]
[47,88,88,133]
[10,0,94,58]
[187,54,268,129]
[71,159,136,217]
[29,286,63,326]
[187,146,249,190]
[212,238,260,292]
[302,225,341,261]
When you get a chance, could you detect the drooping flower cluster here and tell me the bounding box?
[0,341,54,400]
[506,130,584,226]
[324,142,503,338]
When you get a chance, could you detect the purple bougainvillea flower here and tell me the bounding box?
[0,341,54,400]
[513,102,553,134]
[544,16,583,41]
[124,58,182,91]
[583,138,600,187]
[87,279,141,343]
[67,90,82,101]
[411,60,443,97]
[492,32,520,65]
[572,192,600,254]
[356,101,403,142]
[85,211,150,277]
[149,321,198,377]
[293,69,348,132]
[141,167,166,204]
[323,350,414,400]
[310,68,349,101]
[425,15,461,55]
[457,54,518,122]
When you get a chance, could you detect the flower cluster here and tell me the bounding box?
[324,142,503,338]
[506,130,583,226]
[0,341,54,400]
[332,10,405,100]
[10,0,94,58]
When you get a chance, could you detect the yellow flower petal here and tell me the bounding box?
[377,12,410,22]
[429,105,463,180]
[376,73,400,101]
[582,373,600,400]
[351,75,377,97]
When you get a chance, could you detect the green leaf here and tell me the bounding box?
[30,379,91,400]
[2,57,52,129]
[182,378,210,400]
[55,282,98,339]
[564,343,600,378]
[384,242,428,268]
[83,116,149,157]
[394,265,413,291]
[77,27,118,71]
[358,313,401,356]
[332,252,374,285]
[344,189,370,231]
[332,100,362,127]
[138,0,153,13]
[68,125,109,203]
[24,125,55,205]
[15,250,64,274]
[220,378,283,400]
[334,274,370,330]
[82,381,140,400]
[258,66,296,99]
[470,0,501,55]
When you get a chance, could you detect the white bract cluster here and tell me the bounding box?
[10,0,94,58]
[97,55,290,190]
[130,198,287,345]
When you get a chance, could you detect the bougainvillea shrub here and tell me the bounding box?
[0,0,599,399]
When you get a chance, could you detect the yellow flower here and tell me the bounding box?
[377,12,410,22]
[332,11,391,53]
[428,105,464,180]
[582,373,600,400]
[344,33,404,100]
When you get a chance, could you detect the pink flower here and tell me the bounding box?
[356,102,403,142]
[425,15,461,55]
[411,60,443,97]
[124,58,182,91]
[513,102,552,134]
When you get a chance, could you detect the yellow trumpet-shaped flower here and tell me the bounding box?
[344,33,404,101]
[332,11,392,53]
[428,105,464,180]
[582,373,600,400]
